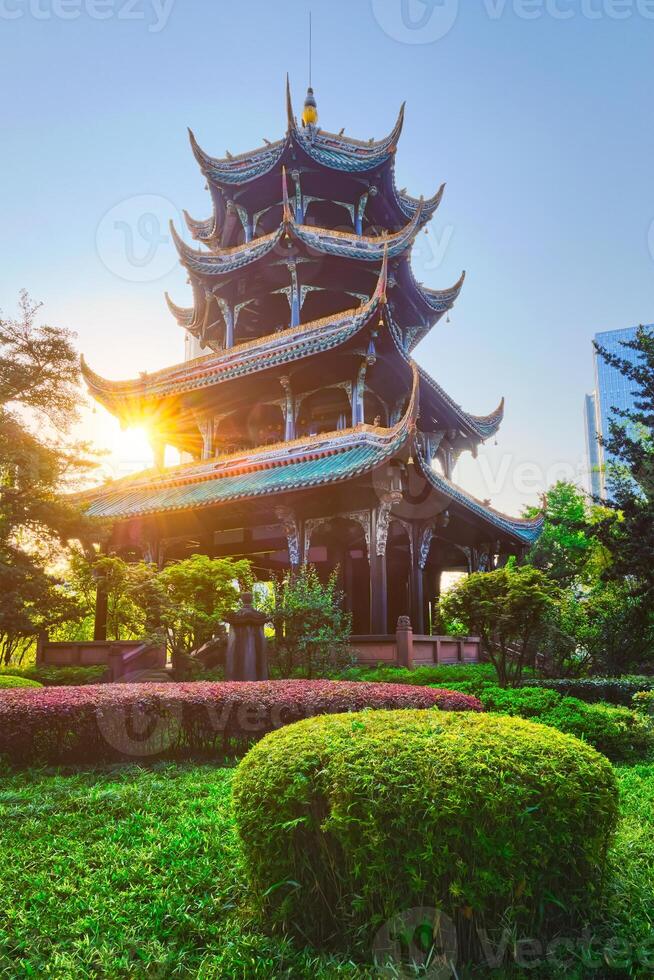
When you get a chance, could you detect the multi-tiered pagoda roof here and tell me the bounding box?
[82,80,541,635]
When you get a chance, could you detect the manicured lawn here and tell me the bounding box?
[1,760,653,978]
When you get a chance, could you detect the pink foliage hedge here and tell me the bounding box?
[0,680,482,766]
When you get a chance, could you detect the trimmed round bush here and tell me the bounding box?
[0,680,481,767]
[0,675,42,690]
[233,710,618,956]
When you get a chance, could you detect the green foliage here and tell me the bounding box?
[263,565,354,678]
[0,293,98,665]
[0,664,106,686]
[525,481,612,588]
[633,691,654,715]
[467,685,654,761]
[1,760,654,976]
[68,552,253,677]
[0,674,41,689]
[0,763,366,978]
[542,699,654,762]
[525,675,654,705]
[0,549,83,666]
[153,554,252,676]
[233,710,618,958]
[339,662,500,692]
[439,565,558,686]
[342,672,654,761]
[475,685,564,717]
[591,328,654,665]
[566,580,648,676]
[523,479,654,676]
[67,551,158,642]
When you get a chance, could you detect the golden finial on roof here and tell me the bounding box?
[302,86,318,127]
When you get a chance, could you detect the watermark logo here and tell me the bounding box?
[95,194,181,282]
[95,694,183,757]
[373,907,458,978]
[0,0,175,31]
[411,224,455,274]
[482,0,654,20]
[371,0,460,43]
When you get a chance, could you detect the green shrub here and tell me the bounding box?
[0,665,107,686]
[233,710,618,958]
[541,699,654,762]
[525,676,654,706]
[470,686,654,761]
[474,685,563,717]
[339,663,500,691]
[633,691,654,715]
[0,675,42,689]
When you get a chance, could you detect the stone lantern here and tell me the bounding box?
[224,592,268,681]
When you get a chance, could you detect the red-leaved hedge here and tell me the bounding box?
[0,680,482,766]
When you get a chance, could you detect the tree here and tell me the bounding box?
[152,554,252,678]
[594,327,654,592]
[66,551,158,642]
[0,293,97,663]
[0,547,82,665]
[440,565,558,686]
[524,481,612,589]
[262,565,354,678]
[589,327,654,668]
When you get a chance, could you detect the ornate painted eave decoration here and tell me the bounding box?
[81,254,389,414]
[379,307,504,446]
[81,361,418,521]
[418,366,505,441]
[413,436,543,544]
[164,292,194,328]
[169,199,422,279]
[290,105,406,174]
[169,220,285,276]
[187,79,405,189]
[183,209,218,245]
[396,182,445,223]
[188,126,286,185]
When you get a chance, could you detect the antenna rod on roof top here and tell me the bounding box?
[309,11,312,89]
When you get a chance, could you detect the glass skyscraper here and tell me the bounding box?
[585,325,649,498]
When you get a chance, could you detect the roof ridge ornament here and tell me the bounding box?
[302,86,318,128]
[285,73,296,133]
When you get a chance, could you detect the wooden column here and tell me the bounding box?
[370,506,388,634]
[93,578,108,642]
[410,561,425,636]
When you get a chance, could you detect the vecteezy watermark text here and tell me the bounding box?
[0,0,175,32]
[370,0,654,46]
[373,907,654,976]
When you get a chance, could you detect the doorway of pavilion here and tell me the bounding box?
[305,516,370,634]
[385,520,412,632]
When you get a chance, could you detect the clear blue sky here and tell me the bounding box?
[1,0,653,513]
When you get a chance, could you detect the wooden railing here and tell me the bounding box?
[36,638,166,682]
[350,620,481,669]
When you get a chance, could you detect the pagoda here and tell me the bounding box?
[81,80,542,636]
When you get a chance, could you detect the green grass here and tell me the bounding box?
[1,761,653,978]
[0,763,367,979]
